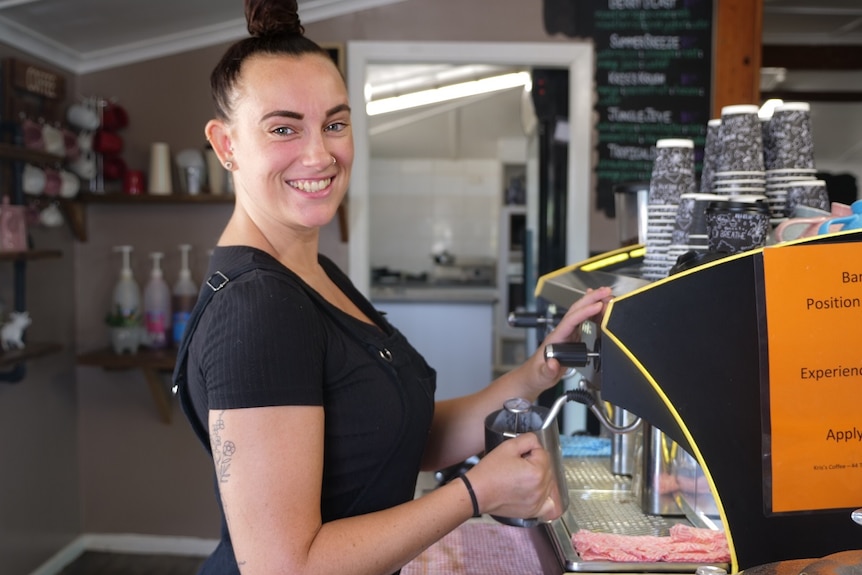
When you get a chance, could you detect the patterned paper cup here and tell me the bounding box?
[706,199,771,254]
[764,102,815,170]
[715,105,765,173]
[673,193,724,245]
[700,119,722,194]
[784,180,829,214]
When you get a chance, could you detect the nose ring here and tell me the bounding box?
[331,156,337,165]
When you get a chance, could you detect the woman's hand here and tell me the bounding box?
[464,432,562,522]
[524,286,613,396]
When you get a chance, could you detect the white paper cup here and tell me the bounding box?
[148,142,173,195]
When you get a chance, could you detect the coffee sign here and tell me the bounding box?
[9,59,64,100]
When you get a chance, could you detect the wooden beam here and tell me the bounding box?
[713,0,763,117]
[762,45,862,71]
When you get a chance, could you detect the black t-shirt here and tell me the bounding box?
[185,246,436,574]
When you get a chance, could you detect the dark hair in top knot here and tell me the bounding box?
[245,0,304,38]
[209,0,335,121]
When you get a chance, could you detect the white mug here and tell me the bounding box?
[67,104,100,131]
[39,203,64,228]
[70,151,97,180]
[22,164,46,195]
[41,123,65,156]
[59,170,81,198]
[77,130,94,153]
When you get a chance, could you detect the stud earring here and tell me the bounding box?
[225,161,233,170]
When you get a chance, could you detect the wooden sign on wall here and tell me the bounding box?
[2,58,66,125]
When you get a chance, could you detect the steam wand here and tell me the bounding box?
[543,342,642,435]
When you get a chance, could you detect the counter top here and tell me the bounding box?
[370,283,498,303]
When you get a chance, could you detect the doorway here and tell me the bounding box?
[346,41,594,295]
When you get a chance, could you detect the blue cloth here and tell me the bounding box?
[560,435,611,458]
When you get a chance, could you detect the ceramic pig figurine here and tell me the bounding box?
[1,311,31,351]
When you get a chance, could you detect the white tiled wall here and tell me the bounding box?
[370,159,502,275]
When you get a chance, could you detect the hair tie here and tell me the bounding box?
[458,474,480,517]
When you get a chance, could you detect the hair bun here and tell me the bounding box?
[245,0,304,38]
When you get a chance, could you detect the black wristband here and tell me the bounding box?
[459,474,481,517]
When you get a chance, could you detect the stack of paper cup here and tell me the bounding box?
[643,139,696,281]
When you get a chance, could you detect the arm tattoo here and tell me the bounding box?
[210,410,236,484]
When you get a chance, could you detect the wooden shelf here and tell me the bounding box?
[0,342,62,368]
[0,142,64,165]
[77,347,177,370]
[61,192,234,242]
[77,347,178,423]
[0,249,62,262]
[60,192,349,243]
[76,192,235,206]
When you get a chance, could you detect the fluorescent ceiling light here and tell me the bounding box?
[366,71,532,116]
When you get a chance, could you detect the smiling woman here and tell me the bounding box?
[170,4,612,575]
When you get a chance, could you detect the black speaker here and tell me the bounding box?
[530,68,569,121]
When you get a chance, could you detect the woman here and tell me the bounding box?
[180,1,612,573]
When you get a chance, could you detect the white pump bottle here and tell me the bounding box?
[111,245,141,326]
[172,244,198,346]
[143,252,171,349]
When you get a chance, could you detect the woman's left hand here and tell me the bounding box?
[526,286,613,395]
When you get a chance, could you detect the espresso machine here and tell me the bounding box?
[523,228,862,573]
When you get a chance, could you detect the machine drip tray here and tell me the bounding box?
[546,458,728,573]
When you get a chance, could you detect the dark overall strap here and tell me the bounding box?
[171,261,278,445]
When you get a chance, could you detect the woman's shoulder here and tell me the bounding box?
[205,246,318,312]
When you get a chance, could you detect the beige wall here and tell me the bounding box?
[2,0,579,571]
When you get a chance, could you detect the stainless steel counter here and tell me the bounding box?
[371,283,498,303]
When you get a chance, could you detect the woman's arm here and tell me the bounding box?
[211,404,555,575]
[421,286,612,471]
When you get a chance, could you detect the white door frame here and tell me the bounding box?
[346,40,594,295]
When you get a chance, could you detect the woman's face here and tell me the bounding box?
[223,53,353,235]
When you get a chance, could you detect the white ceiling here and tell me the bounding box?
[0,0,860,76]
[0,0,409,74]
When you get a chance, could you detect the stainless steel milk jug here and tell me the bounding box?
[484,397,570,527]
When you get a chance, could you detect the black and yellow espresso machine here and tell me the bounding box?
[531,227,862,573]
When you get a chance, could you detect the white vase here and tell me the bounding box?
[110,326,140,354]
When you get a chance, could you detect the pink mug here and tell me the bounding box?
[774,216,829,242]
[774,202,853,242]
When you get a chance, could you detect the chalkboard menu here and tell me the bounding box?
[544,0,714,215]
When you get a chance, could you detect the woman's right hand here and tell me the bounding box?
[464,432,562,522]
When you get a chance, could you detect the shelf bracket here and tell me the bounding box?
[60,200,87,241]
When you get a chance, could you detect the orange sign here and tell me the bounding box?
[763,242,862,513]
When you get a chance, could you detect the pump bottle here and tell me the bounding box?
[143,252,171,349]
[172,244,198,346]
[111,245,141,326]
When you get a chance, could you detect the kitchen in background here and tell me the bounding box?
[366,63,535,397]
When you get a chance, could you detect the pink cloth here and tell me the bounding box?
[572,524,730,563]
[402,522,544,575]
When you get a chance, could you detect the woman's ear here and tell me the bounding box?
[205,120,233,168]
